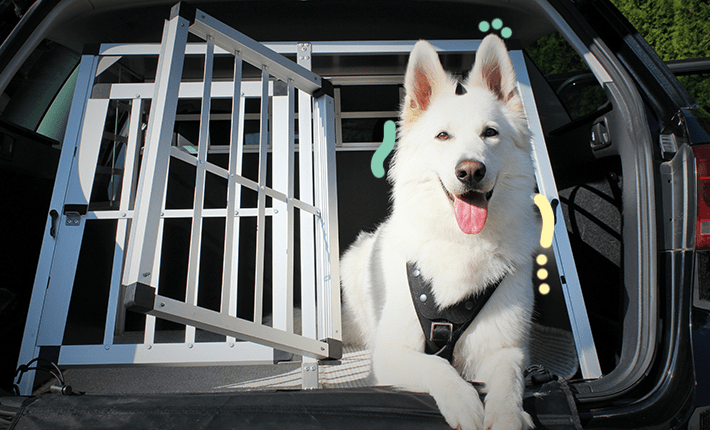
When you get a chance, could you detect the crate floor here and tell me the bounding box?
[57,346,371,395]
[56,322,575,395]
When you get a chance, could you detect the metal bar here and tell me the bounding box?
[123,13,189,288]
[510,50,602,378]
[253,66,269,325]
[197,140,384,154]
[190,9,324,95]
[184,37,215,344]
[222,52,244,322]
[107,80,273,101]
[58,342,275,366]
[143,158,171,346]
[143,314,157,346]
[105,239,127,345]
[37,98,111,346]
[333,88,343,146]
[99,42,234,56]
[297,45,318,343]
[15,53,100,395]
[312,95,327,341]
[285,81,296,336]
[271,81,295,334]
[97,40,481,57]
[340,111,398,119]
[328,76,403,86]
[142,292,332,359]
[312,94,342,342]
[104,99,144,345]
[127,101,146,213]
[119,97,146,339]
[162,208,279,218]
[272,88,289,332]
[270,40,483,55]
[86,210,134,220]
[297,44,320,389]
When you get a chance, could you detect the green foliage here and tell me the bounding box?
[526,3,710,114]
[611,0,710,61]
[610,0,710,109]
[525,32,587,76]
[679,74,710,110]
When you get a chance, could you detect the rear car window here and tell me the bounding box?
[0,39,80,145]
[525,32,608,121]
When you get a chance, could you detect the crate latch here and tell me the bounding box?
[63,204,88,226]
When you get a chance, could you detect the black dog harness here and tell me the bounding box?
[407,262,503,362]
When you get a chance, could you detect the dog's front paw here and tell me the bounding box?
[482,401,533,430]
[433,381,485,430]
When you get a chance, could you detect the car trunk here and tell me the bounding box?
[0,0,699,429]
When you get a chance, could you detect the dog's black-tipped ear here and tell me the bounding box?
[403,40,449,124]
[468,34,522,112]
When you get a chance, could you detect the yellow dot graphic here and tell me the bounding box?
[539,283,550,295]
[536,254,547,265]
[537,268,548,280]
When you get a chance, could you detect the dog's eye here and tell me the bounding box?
[436,131,450,140]
[483,127,498,138]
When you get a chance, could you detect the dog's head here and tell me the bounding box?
[391,35,533,236]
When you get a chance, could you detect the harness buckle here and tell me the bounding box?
[430,322,454,343]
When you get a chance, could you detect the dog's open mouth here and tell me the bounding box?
[440,179,494,235]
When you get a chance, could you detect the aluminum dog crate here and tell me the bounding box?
[16,2,601,395]
[16,3,341,394]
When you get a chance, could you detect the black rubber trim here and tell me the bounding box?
[124,283,157,314]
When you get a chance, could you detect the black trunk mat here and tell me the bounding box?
[8,382,582,430]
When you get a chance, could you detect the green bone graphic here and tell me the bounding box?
[371,120,396,178]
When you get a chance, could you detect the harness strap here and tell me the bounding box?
[407,262,503,362]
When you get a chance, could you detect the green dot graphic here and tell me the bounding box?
[480,19,512,38]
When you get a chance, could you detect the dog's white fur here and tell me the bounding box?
[340,35,538,430]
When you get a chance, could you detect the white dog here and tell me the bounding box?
[340,34,538,430]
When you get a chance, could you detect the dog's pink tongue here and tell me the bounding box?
[454,194,488,235]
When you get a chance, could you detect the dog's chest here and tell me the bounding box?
[406,262,503,362]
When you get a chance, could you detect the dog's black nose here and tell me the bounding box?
[455,160,486,186]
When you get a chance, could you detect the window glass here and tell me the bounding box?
[0,40,80,141]
[37,65,79,142]
[525,32,608,121]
